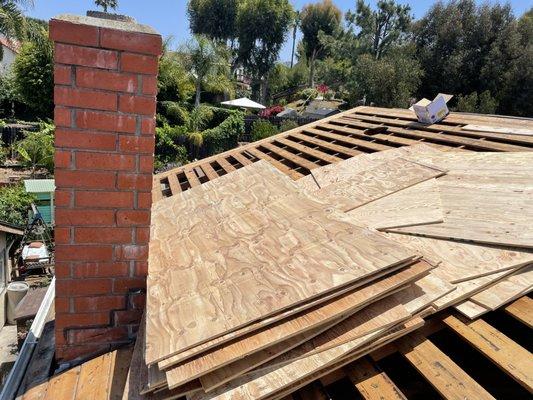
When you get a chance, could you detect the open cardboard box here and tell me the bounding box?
[410,93,453,124]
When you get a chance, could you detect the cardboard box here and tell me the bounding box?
[410,94,453,124]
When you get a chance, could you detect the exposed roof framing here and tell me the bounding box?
[153,106,533,200]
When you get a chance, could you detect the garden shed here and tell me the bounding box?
[23,179,55,225]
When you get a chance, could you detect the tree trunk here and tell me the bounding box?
[260,76,269,105]
[308,52,316,88]
[194,82,201,108]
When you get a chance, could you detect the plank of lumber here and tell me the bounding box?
[246,147,304,180]
[216,157,237,173]
[148,164,418,365]
[347,178,444,230]
[163,262,428,389]
[314,157,445,212]
[303,127,392,152]
[454,300,489,319]
[260,142,320,171]
[397,333,495,400]
[470,266,533,310]
[231,152,253,166]
[183,168,201,187]
[443,315,533,393]
[505,297,533,328]
[345,357,407,400]
[42,367,80,400]
[74,351,115,399]
[199,163,219,180]
[274,137,342,164]
[462,124,533,137]
[289,132,362,157]
[384,232,533,284]
[165,172,181,195]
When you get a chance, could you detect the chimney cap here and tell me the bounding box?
[86,10,136,23]
[52,13,159,35]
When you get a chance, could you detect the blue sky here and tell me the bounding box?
[25,0,530,62]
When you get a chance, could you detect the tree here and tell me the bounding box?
[0,183,35,226]
[347,0,411,60]
[188,0,239,45]
[13,35,54,119]
[185,35,233,108]
[94,0,118,12]
[237,0,294,103]
[158,39,195,103]
[16,122,54,177]
[300,0,342,86]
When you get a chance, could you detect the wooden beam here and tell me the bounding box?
[246,147,304,180]
[199,163,219,181]
[289,132,362,157]
[260,142,320,172]
[274,137,343,164]
[505,297,533,328]
[397,333,495,400]
[443,315,533,393]
[304,127,391,152]
[345,357,407,400]
[166,172,182,195]
[231,152,253,166]
[217,157,237,173]
[183,169,201,187]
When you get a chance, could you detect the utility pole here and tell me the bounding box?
[290,11,299,68]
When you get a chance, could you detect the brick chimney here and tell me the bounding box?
[50,14,161,362]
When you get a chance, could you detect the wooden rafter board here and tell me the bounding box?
[147,161,422,365]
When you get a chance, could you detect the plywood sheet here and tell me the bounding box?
[148,163,417,364]
[454,301,489,319]
[348,179,443,230]
[296,174,320,192]
[470,266,533,310]
[383,233,533,283]
[163,262,430,389]
[314,158,445,212]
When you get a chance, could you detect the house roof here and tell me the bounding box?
[0,36,21,53]
[24,179,55,193]
[152,105,533,200]
[0,220,23,235]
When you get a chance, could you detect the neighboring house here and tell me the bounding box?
[0,36,20,75]
[0,221,23,330]
[24,179,55,226]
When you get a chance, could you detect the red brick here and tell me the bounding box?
[141,75,157,96]
[54,65,72,85]
[74,227,132,244]
[55,245,114,262]
[54,150,72,169]
[76,67,138,93]
[101,28,162,55]
[113,278,146,294]
[55,227,71,244]
[117,173,152,191]
[129,293,146,309]
[71,262,129,278]
[113,309,143,325]
[141,117,156,135]
[55,209,115,226]
[121,52,158,74]
[55,169,116,190]
[50,19,99,47]
[118,94,156,116]
[55,297,71,313]
[55,86,117,111]
[139,155,154,173]
[117,244,148,261]
[55,129,117,151]
[56,278,113,296]
[55,43,118,69]
[55,107,72,128]
[118,136,154,154]
[74,295,125,312]
[116,210,150,226]
[75,191,134,208]
[134,261,148,276]
[75,152,136,171]
[56,343,111,362]
[76,110,136,133]
[137,192,152,209]
[135,227,150,243]
[67,326,128,345]
[57,311,110,327]
[54,263,72,279]
[55,190,72,207]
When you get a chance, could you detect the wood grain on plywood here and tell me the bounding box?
[505,297,533,328]
[454,300,489,319]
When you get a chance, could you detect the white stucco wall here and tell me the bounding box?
[0,46,17,75]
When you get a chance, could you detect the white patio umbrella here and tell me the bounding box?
[221,97,266,110]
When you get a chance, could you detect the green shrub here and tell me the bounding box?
[279,119,299,132]
[155,123,189,170]
[299,88,318,101]
[158,101,190,126]
[203,110,245,156]
[251,120,279,142]
[0,184,35,226]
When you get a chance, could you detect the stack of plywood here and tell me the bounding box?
[124,144,532,400]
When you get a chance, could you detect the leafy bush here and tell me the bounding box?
[17,121,54,175]
[203,110,245,156]
[299,88,318,101]
[455,91,498,115]
[279,119,299,132]
[158,101,190,126]
[155,124,189,171]
[251,120,279,142]
[0,184,35,226]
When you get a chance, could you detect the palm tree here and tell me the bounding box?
[186,35,233,108]
[94,0,118,13]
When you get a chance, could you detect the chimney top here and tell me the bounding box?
[52,13,159,36]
